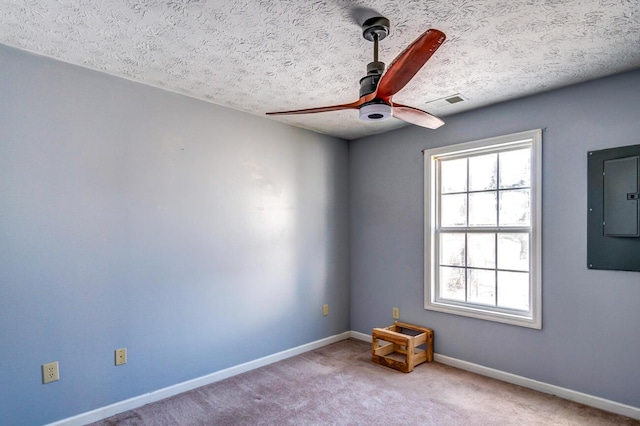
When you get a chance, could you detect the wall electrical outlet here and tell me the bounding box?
[392,307,400,319]
[322,304,329,316]
[42,361,59,384]
[115,348,127,366]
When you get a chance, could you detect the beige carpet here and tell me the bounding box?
[91,339,639,425]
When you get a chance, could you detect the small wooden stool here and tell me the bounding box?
[371,321,434,373]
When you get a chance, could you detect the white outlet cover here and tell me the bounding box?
[115,348,127,366]
[42,361,59,384]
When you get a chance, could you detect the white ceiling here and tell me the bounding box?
[1,1,639,140]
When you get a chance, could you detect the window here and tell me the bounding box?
[424,129,542,329]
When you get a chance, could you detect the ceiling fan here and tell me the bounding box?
[267,17,446,129]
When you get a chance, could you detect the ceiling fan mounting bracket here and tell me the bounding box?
[362,17,390,42]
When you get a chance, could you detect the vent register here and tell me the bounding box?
[425,94,468,109]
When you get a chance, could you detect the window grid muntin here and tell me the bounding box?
[435,142,533,316]
[436,229,532,314]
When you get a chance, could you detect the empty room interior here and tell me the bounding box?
[1,1,640,425]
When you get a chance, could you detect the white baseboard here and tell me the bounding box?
[434,353,640,421]
[48,331,352,426]
[48,330,640,424]
[350,330,371,342]
[351,330,639,419]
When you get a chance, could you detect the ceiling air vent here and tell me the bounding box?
[426,94,468,109]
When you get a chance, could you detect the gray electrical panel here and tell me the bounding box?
[588,144,640,272]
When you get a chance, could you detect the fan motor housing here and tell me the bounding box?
[359,60,385,97]
[359,74,380,98]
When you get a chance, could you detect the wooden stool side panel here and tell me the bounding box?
[406,336,416,372]
[426,329,434,362]
[371,354,411,373]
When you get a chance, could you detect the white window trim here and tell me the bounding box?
[424,129,542,329]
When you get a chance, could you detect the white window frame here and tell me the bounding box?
[424,129,542,329]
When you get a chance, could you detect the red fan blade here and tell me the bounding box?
[392,103,444,129]
[376,29,446,101]
[266,99,364,116]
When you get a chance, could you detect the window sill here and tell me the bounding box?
[425,300,541,329]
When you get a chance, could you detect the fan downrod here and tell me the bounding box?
[359,16,390,100]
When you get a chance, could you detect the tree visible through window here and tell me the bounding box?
[424,130,542,329]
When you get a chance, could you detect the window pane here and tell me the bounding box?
[441,194,467,227]
[499,149,530,189]
[440,233,465,266]
[467,233,495,268]
[469,192,497,226]
[469,154,497,191]
[498,233,529,271]
[497,271,529,311]
[441,158,467,193]
[468,269,496,306]
[499,189,530,226]
[439,267,466,301]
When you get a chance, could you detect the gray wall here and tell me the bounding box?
[350,69,640,407]
[0,44,350,425]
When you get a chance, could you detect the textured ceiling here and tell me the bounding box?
[1,0,639,140]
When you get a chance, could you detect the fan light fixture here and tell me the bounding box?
[359,103,392,121]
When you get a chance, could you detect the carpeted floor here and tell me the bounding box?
[91,339,639,425]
